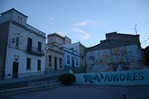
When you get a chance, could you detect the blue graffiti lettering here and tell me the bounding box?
[83,72,144,84]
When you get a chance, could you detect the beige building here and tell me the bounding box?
[46,43,64,71]
[46,33,71,71]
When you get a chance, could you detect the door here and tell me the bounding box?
[72,57,74,68]
[13,62,19,78]
[54,57,57,70]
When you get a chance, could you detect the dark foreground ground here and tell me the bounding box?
[2,85,149,99]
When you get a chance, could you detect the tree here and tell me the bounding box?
[144,46,149,66]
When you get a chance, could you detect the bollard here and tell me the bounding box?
[123,94,126,99]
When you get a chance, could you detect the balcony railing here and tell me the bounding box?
[26,47,45,56]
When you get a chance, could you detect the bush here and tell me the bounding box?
[59,73,76,85]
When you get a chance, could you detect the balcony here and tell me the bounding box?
[26,47,45,56]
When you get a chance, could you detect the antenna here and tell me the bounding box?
[134,24,137,34]
[133,22,141,35]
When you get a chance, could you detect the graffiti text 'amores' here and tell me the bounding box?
[83,72,144,83]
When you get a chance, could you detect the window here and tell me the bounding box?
[37,60,41,70]
[16,37,19,47]
[26,58,31,70]
[50,38,53,42]
[18,16,22,24]
[27,38,32,51]
[12,38,15,43]
[76,58,78,66]
[49,55,52,67]
[59,58,62,68]
[67,55,70,64]
[38,42,42,52]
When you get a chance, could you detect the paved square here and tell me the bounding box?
[3,85,149,99]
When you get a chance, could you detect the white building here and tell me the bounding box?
[0,8,46,79]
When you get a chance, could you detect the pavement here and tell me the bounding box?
[0,70,69,85]
[2,85,149,99]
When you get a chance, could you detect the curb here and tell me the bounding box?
[0,82,63,98]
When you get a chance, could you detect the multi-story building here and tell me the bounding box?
[46,33,70,71]
[85,32,144,72]
[0,8,46,79]
[45,43,64,71]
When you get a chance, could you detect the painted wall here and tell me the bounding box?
[75,69,149,85]
[63,49,80,68]
[63,43,80,68]
[5,48,45,79]
[86,44,144,72]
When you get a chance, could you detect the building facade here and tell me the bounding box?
[63,42,81,69]
[46,33,70,71]
[46,43,64,71]
[85,32,144,72]
[0,8,46,79]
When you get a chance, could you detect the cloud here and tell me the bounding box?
[72,27,91,40]
[72,20,91,40]
[73,20,89,27]
[49,17,54,21]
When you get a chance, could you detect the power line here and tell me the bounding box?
[141,37,149,44]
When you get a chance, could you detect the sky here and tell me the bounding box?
[0,0,149,48]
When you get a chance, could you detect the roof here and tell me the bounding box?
[106,32,140,37]
[1,8,28,18]
[86,40,139,52]
[47,33,65,39]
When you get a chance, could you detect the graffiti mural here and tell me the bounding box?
[111,46,127,63]
[99,49,111,64]
[86,44,144,72]
[86,51,99,66]
[86,49,112,72]
[127,51,135,61]
[112,62,129,71]
[88,56,95,66]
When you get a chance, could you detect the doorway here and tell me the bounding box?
[12,62,19,78]
[54,57,57,70]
